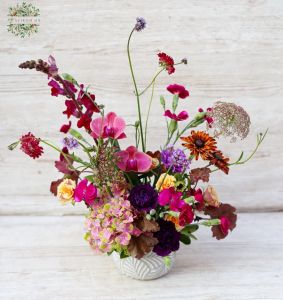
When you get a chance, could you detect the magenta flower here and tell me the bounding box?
[74,179,97,206]
[220,216,230,235]
[164,109,189,121]
[48,80,65,97]
[167,84,189,99]
[115,146,152,173]
[60,121,71,133]
[158,187,185,211]
[90,112,126,139]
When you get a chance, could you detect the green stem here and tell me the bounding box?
[127,28,146,152]
[145,79,156,148]
[139,68,164,96]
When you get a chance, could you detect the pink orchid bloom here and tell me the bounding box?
[164,109,189,121]
[167,84,189,99]
[74,179,97,206]
[90,112,126,139]
[158,187,185,211]
[115,146,152,173]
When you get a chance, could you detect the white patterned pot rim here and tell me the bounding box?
[112,251,176,280]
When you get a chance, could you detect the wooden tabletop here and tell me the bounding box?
[1,212,282,300]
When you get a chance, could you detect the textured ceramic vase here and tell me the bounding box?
[112,251,176,280]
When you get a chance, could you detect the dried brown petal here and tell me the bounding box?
[128,233,158,259]
[189,167,211,184]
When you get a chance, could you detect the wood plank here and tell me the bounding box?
[0,213,282,299]
[1,0,283,212]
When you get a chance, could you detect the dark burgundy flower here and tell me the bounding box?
[179,204,194,226]
[204,203,237,240]
[48,80,65,97]
[164,109,189,121]
[63,100,78,118]
[167,84,189,99]
[129,184,158,212]
[153,219,180,256]
[77,111,92,131]
[20,132,43,159]
[55,147,75,175]
[79,93,100,113]
[60,121,72,133]
[157,52,175,75]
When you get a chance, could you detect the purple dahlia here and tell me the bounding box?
[161,146,190,173]
[153,219,180,256]
[129,184,158,212]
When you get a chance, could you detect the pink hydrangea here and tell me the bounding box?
[85,197,138,253]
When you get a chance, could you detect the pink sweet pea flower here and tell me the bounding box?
[90,112,126,139]
[219,216,231,235]
[164,109,189,121]
[158,187,184,211]
[167,84,189,99]
[74,179,97,206]
[115,146,152,173]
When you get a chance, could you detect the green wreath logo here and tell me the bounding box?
[7,2,40,38]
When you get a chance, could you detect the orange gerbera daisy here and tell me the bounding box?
[181,130,217,160]
[209,150,230,174]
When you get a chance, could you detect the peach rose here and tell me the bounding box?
[156,173,176,191]
[203,185,221,207]
[57,179,76,204]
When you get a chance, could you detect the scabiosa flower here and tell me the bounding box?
[158,52,175,75]
[129,184,158,212]
[62,136,79,150]
[167,84,189,99]
[161,146,190,173]
[85,197,136,253]
[134,17,146,31]
[20,132,43,159]
[153,219,180,256]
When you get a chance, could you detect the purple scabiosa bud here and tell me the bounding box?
[135,17,146,32]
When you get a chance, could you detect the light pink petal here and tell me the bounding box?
[90,117,106,138]
[113,116,126,139]
[115,150,129,171]
[134,151,152,172]
[105,112,117,127]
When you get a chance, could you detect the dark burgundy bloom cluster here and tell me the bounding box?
[20,132,43,159]
[158,52,175,75]
[129,184,158,212]
[153,219,180,256]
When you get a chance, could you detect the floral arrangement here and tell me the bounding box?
[9,18,267,261]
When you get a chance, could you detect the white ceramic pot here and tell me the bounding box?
[112,251,176,280]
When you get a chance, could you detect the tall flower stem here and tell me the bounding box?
[145,79,156,148]
[139,68,164,96]
[127,28,146,152]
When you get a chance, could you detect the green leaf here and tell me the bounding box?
[85,175,94,183]
[180,233,191,245]
[181,224,199,234]
[160,95,166,108]
[172,95,179,112]
[61,73,78,85]
[236,151,244,163]
[169,119,177,134]
[189,233,198,240]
